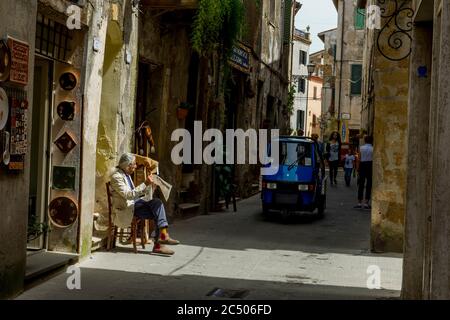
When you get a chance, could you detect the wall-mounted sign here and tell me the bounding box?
[10,98,28,156]
[49,197,78,228]
[52,166,76,190]
[341,113,351,120]
[7,37,29,86]
[229,42,251,74]
[342,122,347,141]
[54,131,77,153]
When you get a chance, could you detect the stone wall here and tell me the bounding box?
[360,0,412,253]
[0,0,38,299]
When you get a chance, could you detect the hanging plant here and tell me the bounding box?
[191,0,247,57]
[286,84,296,115]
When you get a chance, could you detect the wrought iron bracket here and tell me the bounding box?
[376,0,414,61]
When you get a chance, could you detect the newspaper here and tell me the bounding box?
[142,175,172,202]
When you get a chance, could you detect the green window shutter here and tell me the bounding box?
[284,0,292,44]
[351,64,362,95]
[355,8,365,30]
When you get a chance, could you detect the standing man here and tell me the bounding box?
[354,136,373,210]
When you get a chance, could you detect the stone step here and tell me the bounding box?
[178,203,200,211]
[25,251,78,284]
[91,236,105,252]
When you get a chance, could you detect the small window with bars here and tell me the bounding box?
[36,13,72,61]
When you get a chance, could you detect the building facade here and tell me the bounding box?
[306,75,323,138]
[318,28,337,140]
[333,0,365,144]
[290,28,311,134]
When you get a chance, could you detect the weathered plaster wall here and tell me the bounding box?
[0,0,38,299]
[402,19,432,299]
[369,1,411,253]
[93,1,139,230]
[78,0,109,258]
[259,0,289,132]
[319,28,337,139]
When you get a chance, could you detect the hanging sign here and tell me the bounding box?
[229,42,251,74]
[7,37,29,86]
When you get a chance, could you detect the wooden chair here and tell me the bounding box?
[106,182,154,253]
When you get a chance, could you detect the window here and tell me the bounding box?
[351,64,362,95]
[299,50,307,65]
[298,78,306,94]
[296,110,305,131]
[313,115,317,127]
[313,87,318,100]
[36,13,72,61]
[355,8,365,30]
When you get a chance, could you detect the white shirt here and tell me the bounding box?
[360,144,373,162]
[344,154,355,168]
[328,142,340,161]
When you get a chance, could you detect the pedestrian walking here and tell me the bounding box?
[325,131,341,185]
[311,133,324,157]
[344,148,356,187]
[354,135,373,210]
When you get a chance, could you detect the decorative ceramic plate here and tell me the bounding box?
[59,72,77,91]
[49,197,78,228]
[52,166,76,190]
[57,101,75,120]
[0,40,11,82]
[54,131,77,153]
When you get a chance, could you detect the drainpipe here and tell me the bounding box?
[337,0,345,134]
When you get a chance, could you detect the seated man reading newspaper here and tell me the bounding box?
[110,153,179,256]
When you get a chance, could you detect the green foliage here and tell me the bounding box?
[286,84,296,115]
[215,164,233,198]
[191,0,246,57]
[27,215,50,243]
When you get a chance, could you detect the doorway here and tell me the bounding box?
[28,57,53,250]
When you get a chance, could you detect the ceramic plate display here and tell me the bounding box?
[54,131,77,153]
[0,40,11,82]
[59,72,77,91]
[48,197,78,228]
[52,166,76,190]
[57,101,75,120]
[0,87,8,130]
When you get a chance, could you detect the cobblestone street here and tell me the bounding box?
[18,173,402,300]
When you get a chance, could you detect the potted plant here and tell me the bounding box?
[176,102,193,120]
[27,215,51,243]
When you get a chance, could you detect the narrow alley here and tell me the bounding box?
[17,173,402,300]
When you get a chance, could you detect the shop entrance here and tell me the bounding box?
[27,57,53,250]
